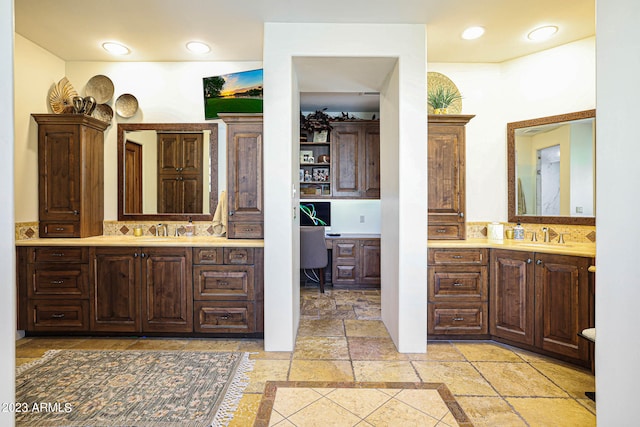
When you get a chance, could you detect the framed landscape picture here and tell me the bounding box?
[203,69,263,119]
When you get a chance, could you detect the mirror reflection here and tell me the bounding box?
[118,123,218,221]
[508,110,595,225]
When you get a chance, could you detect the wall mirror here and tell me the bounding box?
[117,123,218,221]
[508,109,596,226]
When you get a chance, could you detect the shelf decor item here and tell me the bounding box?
[301,108,332,134]
[427,72,463,114]
[49,77,78,114]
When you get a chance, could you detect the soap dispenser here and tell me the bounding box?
[185,217,195,237]
[513,221,525,240]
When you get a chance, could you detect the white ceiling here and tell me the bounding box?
[14,0,595,112]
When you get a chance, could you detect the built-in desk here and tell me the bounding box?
[322,233,381,288]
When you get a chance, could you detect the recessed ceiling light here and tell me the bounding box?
[102,42,130,55]
[186,41,211,54]
[462,26,485,40]
[527,25,559,41]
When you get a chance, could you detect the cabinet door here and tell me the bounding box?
[362,125,380,198]
[38,124,80,221]
[359,240,381,286]
[428,124,464,223]
[332,124,361,198]
[227,120,264,237]
[490,249,535,345]
[91,247,141,332]
[535,253,590,361]
[141,247,193,332]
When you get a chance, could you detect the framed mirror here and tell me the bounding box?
[117,123,218,221]
[508,109,595,226]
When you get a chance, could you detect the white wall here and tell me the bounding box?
[263,23,428,352]
[13,54,262,222]
[596,0,640,422]
[1,0,15,425]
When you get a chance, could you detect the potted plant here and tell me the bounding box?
[301,109,333,135]
[427,86,462,114]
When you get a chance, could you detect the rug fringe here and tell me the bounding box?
[15,349,61,375]
[210,352,256,427]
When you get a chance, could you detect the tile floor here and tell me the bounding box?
[15,288,596,426]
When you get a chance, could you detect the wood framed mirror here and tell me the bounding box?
[508,109,595,226]
[117,123,218,221]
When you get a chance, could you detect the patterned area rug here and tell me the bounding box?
[16,350,254,426]
[255,381,472,426]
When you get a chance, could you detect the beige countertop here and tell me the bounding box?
[15,235,264,248]
[15,235,594,257]
[428,238,595,257]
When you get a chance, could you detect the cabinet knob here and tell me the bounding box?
[141,253,147,258]
[527,258,532,264]
[73,210,79,215]
[134,252,139,258]
[536,259,543,265]
[459,212,464,218]
[229,211,234,216]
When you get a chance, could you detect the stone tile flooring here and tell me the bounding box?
[15,288,596,426]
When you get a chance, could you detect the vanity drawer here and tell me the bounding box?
[428,302,488,335]
[194,301,256,333]
[428,266,487,301]
[31,246,88,263]
[428,248,487,265]
[27,264,89,298]
[40,222,79,238]
[224,248,254,265]
[428,225,463,240]
[27,299,89,331]
[193,265,255,300]
[228,223,263,239]
[193,248,224,264]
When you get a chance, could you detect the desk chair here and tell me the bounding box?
[300,226,328,293]
[578,327,596,401]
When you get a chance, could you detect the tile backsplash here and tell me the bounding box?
[15,220,596,244]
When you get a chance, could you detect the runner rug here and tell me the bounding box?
[254,381,473,426]
[15,349,253,426]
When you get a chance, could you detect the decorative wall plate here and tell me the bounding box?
[85,74,114,104]
[115,93,139,118]
[49,77,78,114]
[427,72,462,114]
[92,103,113,123]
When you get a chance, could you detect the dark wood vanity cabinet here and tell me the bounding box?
[156,132,204,214]
[490,249,593,365]
[331,121,380,199]
[33,114,108,238]
[427,115,474,240]
[221,114,264,239]
[193,247,264,334]
[91,247,193,333]
[17,246,90,332]
[427,248,489,337]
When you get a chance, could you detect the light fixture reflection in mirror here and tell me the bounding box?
[507,109,595,226]
[117,123,218,221]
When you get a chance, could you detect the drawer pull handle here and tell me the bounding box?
[452,255,463,259]
[437,229,446,233]
[452,282,464,287]
[218,281,229,287]
[50,280,64,285]
[453,317,465,321]
[51,313,66,319]
[219,314,230,320]
[55,227,65,231]
[51,253,64,257]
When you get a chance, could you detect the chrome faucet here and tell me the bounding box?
[156,223,168,237]
[542,227,550,243]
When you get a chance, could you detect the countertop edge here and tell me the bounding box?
[15,236,264,248]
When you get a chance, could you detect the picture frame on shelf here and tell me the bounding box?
[313,130,328,143]
[312,167,330,182]
[300,150,314,164]
[299,169,304,182]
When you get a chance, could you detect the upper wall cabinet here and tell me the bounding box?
[300,120,380,199]
[33,114,108,238]
[428,114,475,240]
[221,114,264,239]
